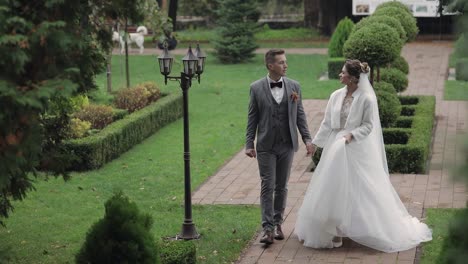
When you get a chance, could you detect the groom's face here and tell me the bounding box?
[268,54,288,78]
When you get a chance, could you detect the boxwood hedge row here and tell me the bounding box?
[64,92,183,171]
[313,95,435,174]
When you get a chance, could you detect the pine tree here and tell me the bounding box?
[213,0,260,63]
[76,191,159,264]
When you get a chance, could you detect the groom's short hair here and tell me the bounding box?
[265,49,285,68]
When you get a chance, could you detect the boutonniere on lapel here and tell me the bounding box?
[291,91,299,103]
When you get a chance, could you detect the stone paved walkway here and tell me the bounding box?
[191,42,467,264]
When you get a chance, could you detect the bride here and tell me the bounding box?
[295,59,432,252]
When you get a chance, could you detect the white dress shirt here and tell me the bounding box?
[267,75,284,104]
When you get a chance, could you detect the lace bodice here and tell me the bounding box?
[340,96,354,128]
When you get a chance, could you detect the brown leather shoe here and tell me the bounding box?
[260,230,274,244]
[275,225,285,240]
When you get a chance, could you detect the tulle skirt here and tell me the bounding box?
[295,131,432,252]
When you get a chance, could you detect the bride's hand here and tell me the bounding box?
[343,133,353,144]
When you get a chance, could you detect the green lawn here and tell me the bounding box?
[0,54,338,263]
[444,80,468,100]
[145,27,329,49]
[420,208,464,264]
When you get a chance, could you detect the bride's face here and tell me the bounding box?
[339,66,351,85]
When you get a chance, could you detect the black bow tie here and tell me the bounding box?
[270,81,283,89]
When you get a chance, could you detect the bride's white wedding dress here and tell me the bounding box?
[295,73,432,253]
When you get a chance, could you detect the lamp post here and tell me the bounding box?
[157,44,206,240]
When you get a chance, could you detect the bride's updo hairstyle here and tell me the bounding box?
[345,59,370,83]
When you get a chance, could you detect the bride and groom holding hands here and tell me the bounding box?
[245,49,432,252]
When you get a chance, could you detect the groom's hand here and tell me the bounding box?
[245,148,256,158]
[306,142,316,157]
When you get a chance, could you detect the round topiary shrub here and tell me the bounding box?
[374,81,396,94]
[380,68,408,93]
[373,6,419,42]
[352,15,406,43]
[387,55,409,74]
[375,1,412,15]
[376,90,401,128]
[343,23,402,70]
[328,17,354,57]
[76,191,159,264]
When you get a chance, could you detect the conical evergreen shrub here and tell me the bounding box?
[328,17,354,57]
[76,191,159,264]
[212,0,260,63]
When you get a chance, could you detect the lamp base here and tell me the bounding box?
[176,222,200,240]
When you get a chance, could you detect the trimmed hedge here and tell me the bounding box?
[328,57,345,79]
[64,92,183,170]
[313,95,435,173]
[385,96,435,173]
[159,239,196,264]
[456,58,468,81]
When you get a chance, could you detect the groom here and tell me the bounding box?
[245,49,313,244]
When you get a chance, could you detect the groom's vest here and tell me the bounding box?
[271,92,292,146]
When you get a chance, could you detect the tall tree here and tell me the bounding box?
[0,0,141,225]
[168,0,178,31]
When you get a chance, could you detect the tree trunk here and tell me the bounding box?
[106,24,113,93]
[106,55,112,93]
[376,67,380,83]
[304,0,320,28]
[168,0,178,31]
[125,19,130,88]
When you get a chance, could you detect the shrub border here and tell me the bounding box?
[384,95,435,173]
[64,92,183,171]
[158,239,196,264]
[313,95,435,173]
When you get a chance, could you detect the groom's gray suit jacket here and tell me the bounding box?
[246,77,311,152]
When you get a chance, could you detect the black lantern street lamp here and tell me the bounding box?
[157,45,205,240]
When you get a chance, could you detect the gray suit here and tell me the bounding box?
[246,76,311,231]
